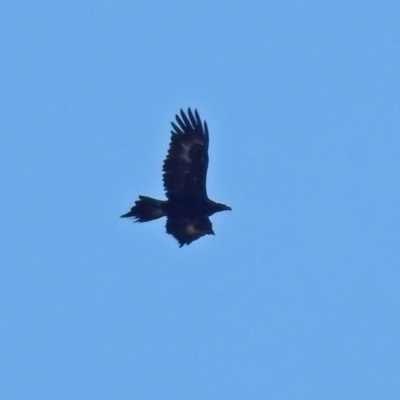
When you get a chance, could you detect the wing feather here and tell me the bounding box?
[180,109,191,127]
[175,114,187,132]
[171,121,184,135]
[188,108,197,126]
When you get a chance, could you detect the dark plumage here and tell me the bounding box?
[121,108,231,247]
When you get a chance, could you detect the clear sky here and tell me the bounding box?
[1,1,400,399]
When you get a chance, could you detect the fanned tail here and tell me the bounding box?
[121,196,166,222]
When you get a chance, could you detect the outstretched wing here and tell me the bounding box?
[166,216,214,247]
[162,108,209,201]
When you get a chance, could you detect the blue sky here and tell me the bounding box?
[1,1,400,399]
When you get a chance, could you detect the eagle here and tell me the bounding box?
[121,108,231,247]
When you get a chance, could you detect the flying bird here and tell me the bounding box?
[121,108,231,247]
